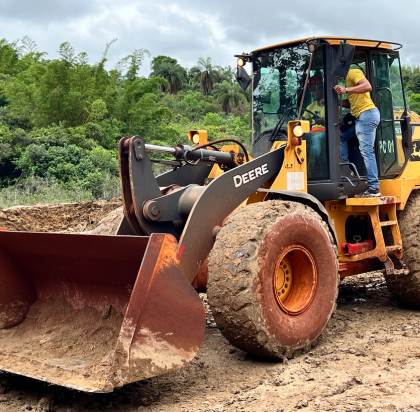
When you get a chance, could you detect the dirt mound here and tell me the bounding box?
[0,199,121,233]
[87,206,124,235]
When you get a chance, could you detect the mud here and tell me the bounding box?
[0,203,419,411]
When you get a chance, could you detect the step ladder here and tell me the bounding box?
[327,196,403,267]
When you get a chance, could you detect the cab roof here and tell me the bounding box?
[253,36,402,53]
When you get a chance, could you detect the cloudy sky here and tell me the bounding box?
[1,0,419,72]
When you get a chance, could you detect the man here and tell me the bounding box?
[334,68,381,197]
[303,73,327,178]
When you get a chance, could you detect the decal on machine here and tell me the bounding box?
[233,163,269,188]
[410,140,420,161]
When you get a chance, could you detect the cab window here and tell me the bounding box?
[373,53,406,176]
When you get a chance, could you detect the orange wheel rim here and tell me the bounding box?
[273,245,318,315]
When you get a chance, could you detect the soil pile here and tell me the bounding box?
[0,199,121,233]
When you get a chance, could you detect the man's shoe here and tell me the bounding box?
[355,188,381,198]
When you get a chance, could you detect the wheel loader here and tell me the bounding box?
[1,36,419,393]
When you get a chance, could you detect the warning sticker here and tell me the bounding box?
[286,172,305,191]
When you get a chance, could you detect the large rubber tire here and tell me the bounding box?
[207,200,338,358]
[385,191,420,308]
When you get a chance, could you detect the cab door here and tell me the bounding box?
[371,52,408,177]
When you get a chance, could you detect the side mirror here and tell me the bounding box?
[331,43,355,78]
[236,66,251,91]
[401,111,413,150]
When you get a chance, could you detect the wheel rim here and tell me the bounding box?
[273,245,318,315]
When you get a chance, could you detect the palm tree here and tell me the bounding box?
[197,57,219,95]
[150,56,187,94]
[214,81,246,114]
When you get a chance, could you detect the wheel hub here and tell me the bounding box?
[273,245,318,315]
[274,257,293,302]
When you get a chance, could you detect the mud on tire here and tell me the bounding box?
[385,191,420,308]
[207,200,338,358]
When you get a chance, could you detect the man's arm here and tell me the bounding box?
[334,78,372,95]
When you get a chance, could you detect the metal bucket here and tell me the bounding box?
[0,231,205,392]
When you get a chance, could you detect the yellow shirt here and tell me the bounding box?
[345,68,376,118]
[303,101,325,128]
[304,101,325,120]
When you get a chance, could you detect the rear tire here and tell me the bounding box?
[385,191,420,308]
[207,200,338,358]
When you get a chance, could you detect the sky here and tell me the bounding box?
[0,0,419,73]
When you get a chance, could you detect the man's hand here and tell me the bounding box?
[334,79,372,95]
[334,85,346,95]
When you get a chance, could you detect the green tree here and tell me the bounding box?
[150,55,187,94]
[196,57,218,95]
[0,39,19,75]
[118,48,150,81]
[127,92,171,136]
[213,81,247,114]
[88,98,108,122]
[402,66,420,94]
[409,93,420,114]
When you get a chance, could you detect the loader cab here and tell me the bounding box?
[240,37,411,201]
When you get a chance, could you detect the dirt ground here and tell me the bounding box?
[0,200,121,233]
[0,202,419,412]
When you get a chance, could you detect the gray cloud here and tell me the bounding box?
[0,0,419,71]
[0,0,98,23]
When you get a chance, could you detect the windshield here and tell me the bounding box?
[252,44,311,148]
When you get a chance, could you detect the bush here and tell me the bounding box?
[0,176,91,207]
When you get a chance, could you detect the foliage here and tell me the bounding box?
[150,55,187,94]
[0,37,250,205]
[402,66,420,113]
[214,81,247,114]
[0,176,91,208]
[194,57,218,95]
[409,93,420,114]
[2,36,420,207]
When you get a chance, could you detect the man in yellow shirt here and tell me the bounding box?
[334,68,381,197]
[303,100,325,125]
[303,75,327,179]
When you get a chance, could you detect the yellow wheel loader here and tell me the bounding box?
[1,36,419,392]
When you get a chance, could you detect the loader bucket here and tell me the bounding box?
[0,231,205,392]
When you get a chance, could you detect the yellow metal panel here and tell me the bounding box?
[270,121,308,192]
[345,196,398,206]
[380,160,420,209]
[188,130,208,145]
[325,199,402,265]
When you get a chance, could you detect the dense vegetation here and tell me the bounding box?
[0,38,250,206]
[0,37,419,207]
[402,66,420,114]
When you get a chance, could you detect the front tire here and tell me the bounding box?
[207,200,338,358]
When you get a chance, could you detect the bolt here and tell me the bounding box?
[143,201,161,221]
[134,140,143,160]
[150,204,160,217]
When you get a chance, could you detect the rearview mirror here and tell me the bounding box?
[236,66,251,91]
